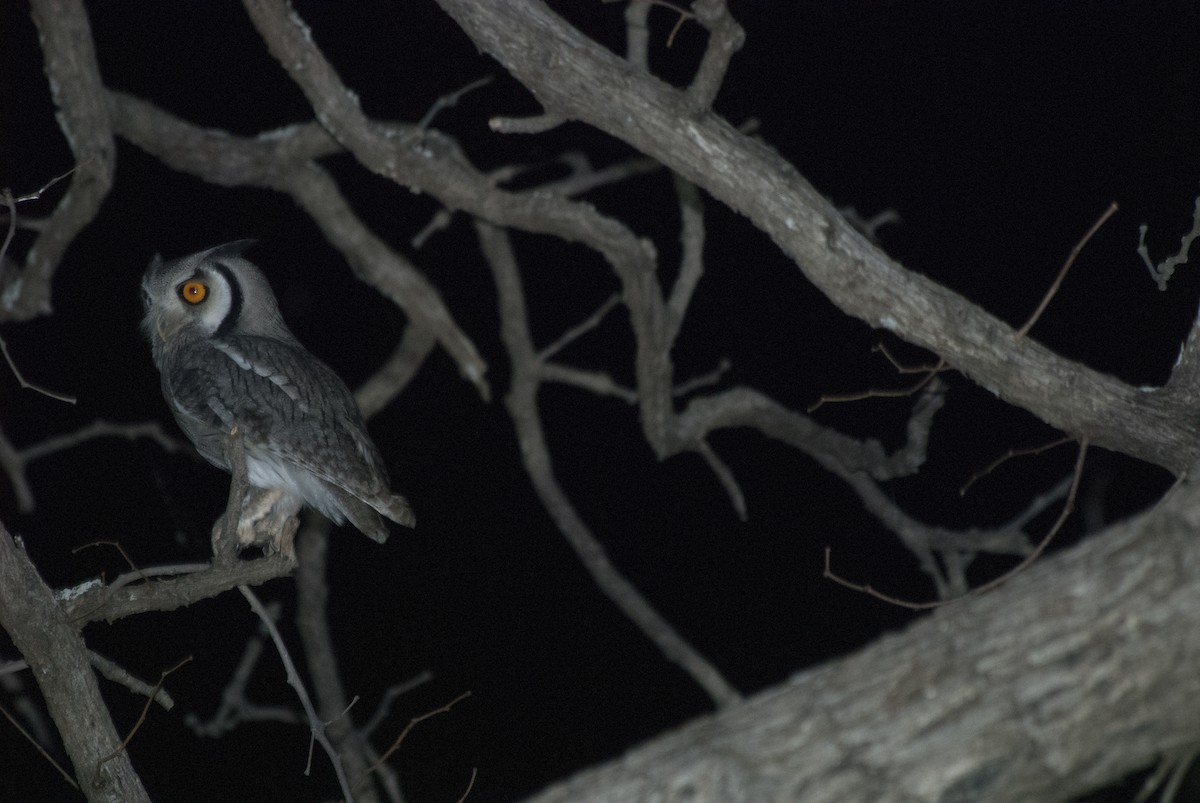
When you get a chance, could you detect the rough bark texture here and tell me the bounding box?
[527,478,1200,802]
[8,1,1199,800]
[434,0,1200,475]
[0,527,151,802]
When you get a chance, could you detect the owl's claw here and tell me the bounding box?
[235,487,300,562]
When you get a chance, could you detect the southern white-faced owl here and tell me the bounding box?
[141,241,415,551]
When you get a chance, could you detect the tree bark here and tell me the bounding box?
[0,526,151,803]
[434,0,1200,475]
[525,478,1200,802]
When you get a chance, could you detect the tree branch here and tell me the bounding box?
[525,477,1200,802]
[433,0,1200,474]
[0,524,150,802]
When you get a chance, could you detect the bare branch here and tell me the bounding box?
[537,293,622,361]
[360,672,435,738]
[1015,201,1117,338]
[61,554,295,625]
[183,600,302,738]
[1138,193,1200,291]
[693,439,745,521]
[94,656,192,778]
[19,0,116,323]
[0,335,77,404]
[665,175,705,345]
[353,324,437,420]
[415,75,493,132]
[436,0,1198,473]
[540,364,639,403]
[488,112,566,135]
[0,524,150,801]
[89,652,177,711]
[355,691,472,793]
[0,420,186,514]
[478,218,741,708]
[0,699,78,791]
[684,0,743,112]
[296,518,387,803]
[239,584,355,801]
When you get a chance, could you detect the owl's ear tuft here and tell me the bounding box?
[206,239,258,261]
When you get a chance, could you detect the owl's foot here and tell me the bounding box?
[235,487,301,562]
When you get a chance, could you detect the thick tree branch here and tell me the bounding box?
[434,0,1200,474]
[0,525,150,802]
[524,478,1200,802]
[18,0,114,321]
[61,555,295,625]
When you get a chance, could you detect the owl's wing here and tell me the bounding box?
[165,335,414,529]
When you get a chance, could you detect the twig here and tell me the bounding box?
[873,342,945,375]
[415,76,493,132]
[606,0,696,49]
[672,359,731,398]
[239,585,355,802]
[360,672,435,737]
[89,652,176,710]
[72,540,143,573]
[0,700,79,791]
[808,362,943,413]
[488,112,566,135]
[540,364,639,403]
[1138,194,1200,291]
[0,166,82,264]
[184,601,302,737]
[0,335,76,405]
[694,439,746,521]
[960,436,1074,496]
[20,419,186,463]
[3,419,186,513]
[353,691,472,793]
[538,293,622,361]
[1015,202,1117,338]
[825,438,1088,609]
[457,766,479,803]
[94,655,192,778]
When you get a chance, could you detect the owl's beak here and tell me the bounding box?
[156,316,185,343]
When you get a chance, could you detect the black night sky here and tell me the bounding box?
[2,2,1199,801]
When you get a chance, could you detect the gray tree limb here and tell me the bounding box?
[434,0,1200,475]
[526,476,1200,802]
[0,525,150,802]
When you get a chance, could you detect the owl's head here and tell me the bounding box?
[141,241,294,364]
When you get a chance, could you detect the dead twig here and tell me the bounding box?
[94,655,192,779]
[960,436,1075,496]
[825,438,1088,609]
[1015,202,1117,338]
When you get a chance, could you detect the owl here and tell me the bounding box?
[141,241,415,553]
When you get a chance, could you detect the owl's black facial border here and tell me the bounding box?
[211,262,243,337]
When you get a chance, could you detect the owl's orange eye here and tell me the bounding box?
[179,281,208,304]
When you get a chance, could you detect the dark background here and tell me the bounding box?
[2,2,1197,800]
